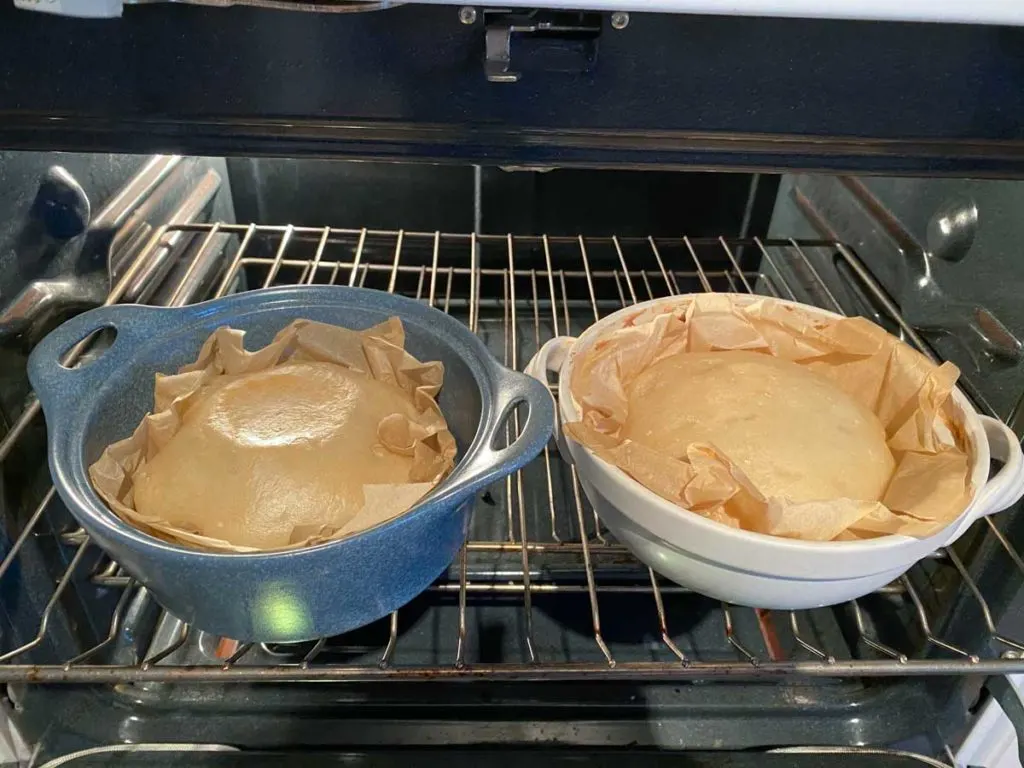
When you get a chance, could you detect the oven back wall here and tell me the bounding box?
[226,159,777,237]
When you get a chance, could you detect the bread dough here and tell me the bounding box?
[133,362,421,549]
[622,350,895,503]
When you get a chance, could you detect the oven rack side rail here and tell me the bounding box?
[0,225,1021,684]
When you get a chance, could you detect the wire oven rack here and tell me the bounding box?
[1,223,1023,684]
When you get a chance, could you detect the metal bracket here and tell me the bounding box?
[482,11,601,83]
[485,23,520,83]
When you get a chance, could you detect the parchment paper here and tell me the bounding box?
[89,317,457,553]
[566,294,973,541]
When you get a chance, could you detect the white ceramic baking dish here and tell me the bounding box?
[525,294,1024,609]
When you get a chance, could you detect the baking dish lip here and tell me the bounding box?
[31,284,552,561]
[553,292,992,555]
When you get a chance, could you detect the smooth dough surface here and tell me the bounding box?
[133,362,420,548]
[622,351,894,503]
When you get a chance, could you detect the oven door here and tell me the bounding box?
[13,0,1024,24]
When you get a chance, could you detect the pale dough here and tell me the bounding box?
[622,350,895,503]
[133,362,421,549]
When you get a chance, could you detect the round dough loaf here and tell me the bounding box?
[133,362,421,549]
[622,350,894,503]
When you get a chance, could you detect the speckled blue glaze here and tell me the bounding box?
[27,286,554,643]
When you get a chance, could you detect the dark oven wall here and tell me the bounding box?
[227,159,778,236]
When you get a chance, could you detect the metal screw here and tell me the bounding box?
[459,6,477,24]
[610,11,630,29]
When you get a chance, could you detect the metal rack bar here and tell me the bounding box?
[901,576,978,661]
[145,223,861,249]
[790,612,834,663]
[718,238,754,293]
[64,581,138,668]
[682,236,713,292]
[722,603,759,666]
[502,270,517,546]
[141,623,190,668]
[454,234,477,671]
[786,239,843,313]
[753,237,799,301]
[215,223,256,296]
[833,243,937,364]
[984,517,1024,574]
[168,222,223,307]
[3,657,1022,684]
[649,569,688,664]
[0,541,90,663]
[222,643,254,668]
[263,225,294,288]
[469,232,479,333]
[301,638,326,668]
[579,240,608,545]
[0,488,55,582]
[347,228,368,287]
[508,236,537,662]
[577,236,600,324]
[945,547,1024,652]
[852,599,908,662]
[379,612,399,669]
[228,256,754,288]
[427,582,809,595]
[302,227,332,285]
[649,237,681,296]
[567,240,613,665]
[634,246,689,665]
[532,266,562,545]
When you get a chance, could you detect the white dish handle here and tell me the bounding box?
[524,336,576,455]
[966,415,1024,523]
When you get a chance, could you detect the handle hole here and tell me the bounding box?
[490,397,531,451]
[58,324,118,371]
[537,365,560,390]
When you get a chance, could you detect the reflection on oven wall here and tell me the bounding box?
[0,152,236,425]
[0,153,147,431]
[769,174,1024,428]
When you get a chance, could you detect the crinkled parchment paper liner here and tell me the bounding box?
[565,294,973,541]
[89,317,457,553]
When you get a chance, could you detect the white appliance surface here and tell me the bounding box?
[12,0,1024,25]
[956,675,1022,768]
[420,0,1024,24]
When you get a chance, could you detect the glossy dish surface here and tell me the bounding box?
[526,293,1024,609]
[28,286,554,641]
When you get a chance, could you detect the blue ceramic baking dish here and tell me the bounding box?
[27,286,553,643]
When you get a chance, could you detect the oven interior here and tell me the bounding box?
[0,151,1021,765]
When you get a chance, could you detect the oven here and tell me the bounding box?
[1,2,1024,766]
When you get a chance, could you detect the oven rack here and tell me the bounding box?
[1,223,1022,684]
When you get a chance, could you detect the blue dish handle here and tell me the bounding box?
[28,303,173,412]
[439,365,554,506]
